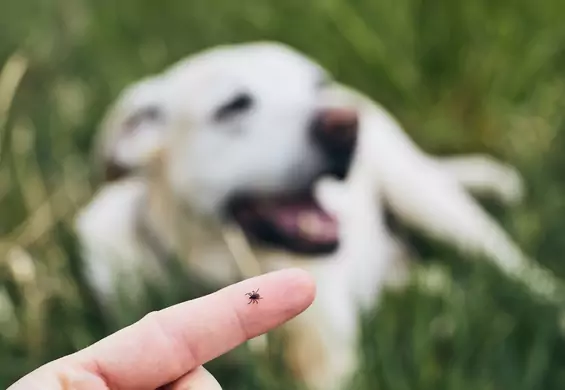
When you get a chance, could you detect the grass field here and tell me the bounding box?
[2,0,565,388]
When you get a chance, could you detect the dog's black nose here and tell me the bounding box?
[311,108,359,178]
[311,108,358,155]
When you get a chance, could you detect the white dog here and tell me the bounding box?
[75,42,534,389]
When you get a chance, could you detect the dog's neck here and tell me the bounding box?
[142,159,184,252]
[138,159,243,286]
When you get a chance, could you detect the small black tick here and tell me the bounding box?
[245,289,263,304]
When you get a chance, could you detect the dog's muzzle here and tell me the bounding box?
[227,107,360,256]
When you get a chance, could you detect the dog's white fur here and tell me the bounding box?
[75,42,530,389]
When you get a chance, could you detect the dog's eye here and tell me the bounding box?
[215,93,253,121]
[125,106,163,131]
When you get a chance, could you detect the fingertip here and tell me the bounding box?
[233,268,317,335]
[279,267,317,309]
[238,267,317,310]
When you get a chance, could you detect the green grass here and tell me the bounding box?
[2,0,565,388]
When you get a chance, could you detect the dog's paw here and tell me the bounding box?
[313,176,347,218]
[438,154,526,206]
[492,164,525,206]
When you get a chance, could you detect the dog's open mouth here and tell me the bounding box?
[227,191,338,255]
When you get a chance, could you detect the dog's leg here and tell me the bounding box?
[435,154,524,205]
[380,150,529,284]
[356,109,562,304]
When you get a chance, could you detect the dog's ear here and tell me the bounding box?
[95,78,168,182]
[112,104,166,166]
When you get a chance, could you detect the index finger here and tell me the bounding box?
[73,268,316,389]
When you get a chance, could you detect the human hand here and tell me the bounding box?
[8,268,316,390]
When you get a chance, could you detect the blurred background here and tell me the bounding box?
[2,0,565,388]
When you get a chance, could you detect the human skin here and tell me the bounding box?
[8,268,316,390]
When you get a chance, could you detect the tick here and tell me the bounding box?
[245,289,263,304]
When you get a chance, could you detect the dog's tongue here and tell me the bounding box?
[266,201,339,244]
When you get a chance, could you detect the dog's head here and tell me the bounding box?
[99,42,360,256]
[159,42,360,255]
